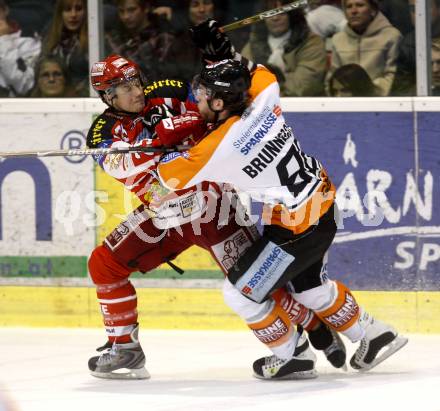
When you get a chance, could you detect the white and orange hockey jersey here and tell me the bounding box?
[157,65,336,234]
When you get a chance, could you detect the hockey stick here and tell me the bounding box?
[0,145,188,159]
[221,0,308,32]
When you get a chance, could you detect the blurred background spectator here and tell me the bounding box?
[306,0,346,40]
[0,0,434,98]
[5,0,53,37]
[328,63,379,96]
[29,56,75,97]
[0,0,40,97]
[152,0,185,31]
[392,0,440,96]
[241,0,327,96]
[328,0,401,96]
[41,0,88,97]
[151,0,252,50]
[431,37,440,95]
[162,0,219,82]
[105,0,174,81]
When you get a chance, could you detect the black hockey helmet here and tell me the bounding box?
[193,59,251,113]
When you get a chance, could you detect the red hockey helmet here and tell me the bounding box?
[90,54,143,92]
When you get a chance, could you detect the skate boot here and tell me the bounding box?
[88,325,150,379]
[308,323,347,370]
[350,310,408,372]
[253,332,318,380]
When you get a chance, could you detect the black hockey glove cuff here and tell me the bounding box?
[190,18,235,62]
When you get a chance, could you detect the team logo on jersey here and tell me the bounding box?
[143,181,170,203]
[233,105,280,156]
[179,193,201,218]
[105,222,131,250]
[160,151,189,163]
[235,242,295,303]
[212,230,253,271]
[144,79,184,95]
[273,105,282,117]
[114,124,128,140]
[104,153,126,170]
[91,118,107,145]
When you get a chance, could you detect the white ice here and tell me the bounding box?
[0,328,439,411]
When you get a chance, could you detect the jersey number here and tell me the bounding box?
[276,144,316,197]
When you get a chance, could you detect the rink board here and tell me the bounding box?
[1,286,439,333]
[0,98,439,331]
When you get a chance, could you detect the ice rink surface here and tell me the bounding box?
[0,328,439,411]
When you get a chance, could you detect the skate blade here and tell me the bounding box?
[359,335,408,372]
[91,366,150,380]
[254,369,318,381]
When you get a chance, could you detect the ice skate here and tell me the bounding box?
[88,325,150,379]
[308,323,347,370]
[350,310,408,372]
[253,332,318,380]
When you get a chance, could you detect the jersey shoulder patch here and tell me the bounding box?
[143,79,189,101]
[87,111,117,148]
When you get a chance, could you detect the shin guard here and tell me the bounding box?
[314,281,362,340]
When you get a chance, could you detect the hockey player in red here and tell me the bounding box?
[155,20,409,379]
[86,54,346,380]
[86,55,256,379]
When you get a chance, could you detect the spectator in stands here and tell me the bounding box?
[328,63,378,96]
[152,0,229,34]
[6,0,53,37]
[105,0,174,80]
[163,0,218,82]
[240,0,327,96]
[41,0,89,97]
[0,0,41,97]
[306,0,346,40]
[392,0,440,96]
[328,0,401,96]
[29,56,75,97]
[431,38,440,96]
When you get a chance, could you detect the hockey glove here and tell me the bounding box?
[154,111,207,147]
[190,19,235,62]
[144,104,176,137]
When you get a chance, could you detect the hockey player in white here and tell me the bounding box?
[155,19,408,379]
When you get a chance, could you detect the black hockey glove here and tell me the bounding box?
[190,19,235,62]
[143,104,175,137]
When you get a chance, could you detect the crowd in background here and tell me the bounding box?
[0,0,439,98]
